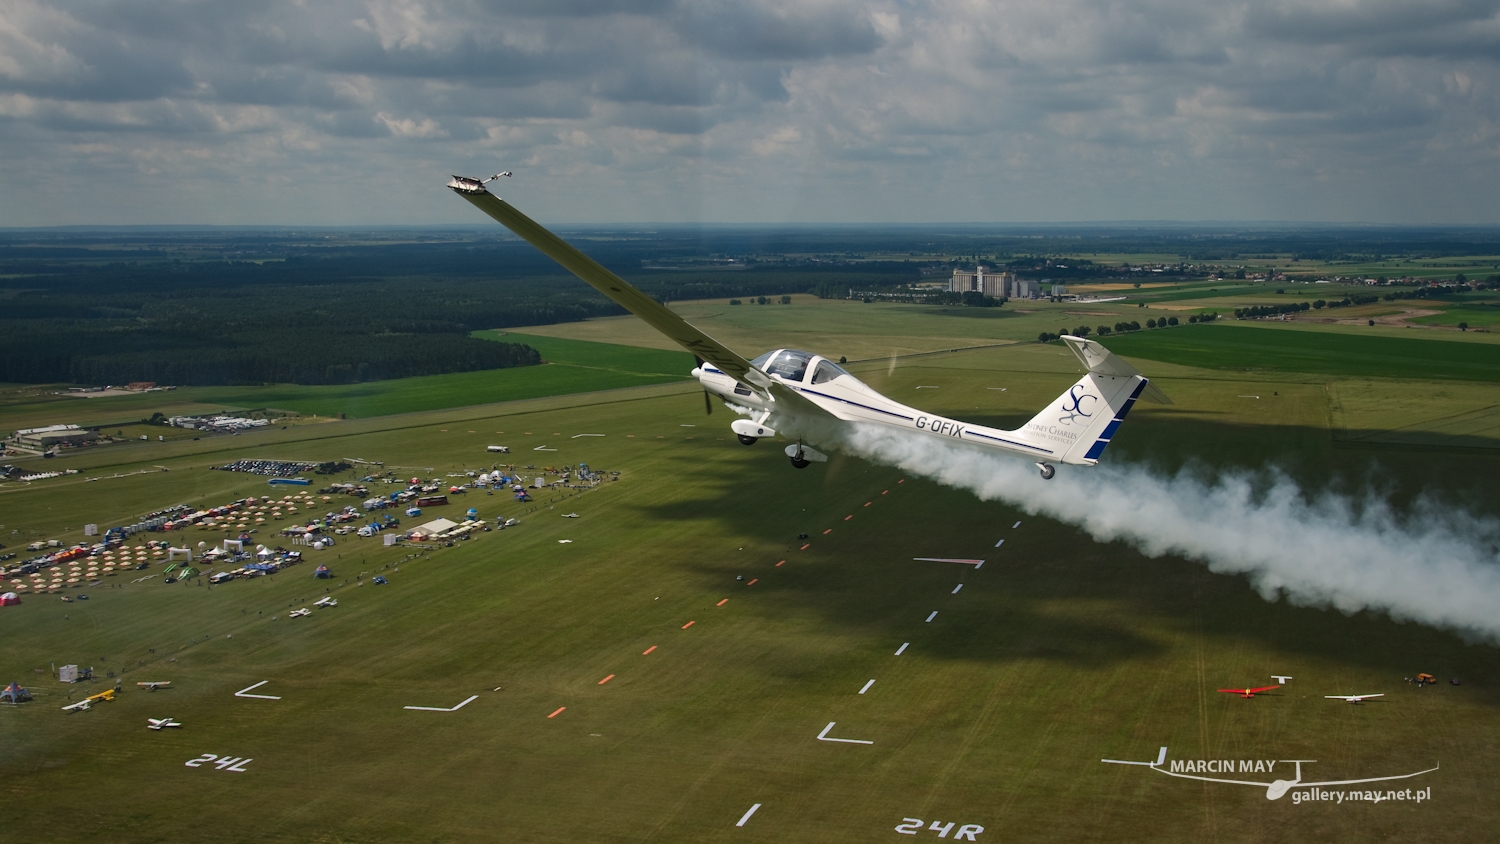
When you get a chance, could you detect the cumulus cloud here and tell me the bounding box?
[0,0,1498,224]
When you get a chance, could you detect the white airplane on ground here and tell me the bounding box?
[449,175,1169,478]
[562,513,579,518]
[289,608,311,617]
[137,680,172,691]
[314,597,337,608]
[61,699,93,712]
[147,717,182,730]
[1325,694,1384,703]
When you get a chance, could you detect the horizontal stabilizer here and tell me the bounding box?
[1062,336,1171,404]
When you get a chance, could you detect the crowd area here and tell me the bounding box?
[2,460,619,599]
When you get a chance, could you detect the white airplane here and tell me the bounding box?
[449,175,1169,478]
[147,717,182,730]
[314,597,337,608]
[1325,694,1384,703]
[136,680,172,691]
[288,608,311,618]
[562,513,579,518]
[61,699,93,712]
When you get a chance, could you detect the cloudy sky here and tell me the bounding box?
[3,0,1499,225]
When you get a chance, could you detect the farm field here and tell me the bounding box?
[4,308,1500,842]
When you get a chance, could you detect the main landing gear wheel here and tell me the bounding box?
[1036,462,1055,480]
[789,452,811,469]
[737,434,758,446]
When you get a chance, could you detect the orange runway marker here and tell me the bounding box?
[775,560,786,567]
[864,502,872,507]
[716,598,729,606]
[598,674,615,685]
[747,578,757,586]
[642,645,657,655]
[881,490,888,495]
[844,515,853,521]
[682,620,696,629]
[548,706,566,718]
[898,478,905,483]
[800,544,810,550]
[823,529,832,535]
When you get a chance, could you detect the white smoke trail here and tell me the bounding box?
[836,423,1500,642]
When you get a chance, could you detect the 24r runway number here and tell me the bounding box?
[895,819,984,839]
[185,754,252,772]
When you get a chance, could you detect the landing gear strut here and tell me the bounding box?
[737,434,758,446]
[789,450,810,469]
[1036,462,1055,480]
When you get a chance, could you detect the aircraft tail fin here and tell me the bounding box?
[1013,337,1164,465]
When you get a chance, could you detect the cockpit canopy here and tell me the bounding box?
[750,349,852,385]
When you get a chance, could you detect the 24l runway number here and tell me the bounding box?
[895,818,984,839]
[185,754,252,772]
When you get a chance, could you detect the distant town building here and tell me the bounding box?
[1050,283,1068,297]
[950,266,1016,298]
[1006,278,1039,299]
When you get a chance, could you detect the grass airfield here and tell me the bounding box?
[3,312,1500,842]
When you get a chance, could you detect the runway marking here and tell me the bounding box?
[859,679,876,695]
[881,490,888,495]
[823,529,832,535]
[844,515,853,521]
[926,611,938,622]
[800,544,810,550]
[736,804,762,827]
[817,722,874,745]
[571,433,606,438]
[234,681,280,700]
[895,642,909,655]
[404,695,479,712]
[716,598,729,607]
[598,675,615,685]
[1013,521,1021,528]
[747,578,757,586]
[776,560,786,567]
[898,479,905,483]
[914,557,985,567]
[994,539,1005,548]
[642,646,657,655]
[682,620,696,629]
[952,584,963,594]
[548,706,567,719]
[864,502,871,507]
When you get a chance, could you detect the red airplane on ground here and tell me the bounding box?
[1217,686,1280,699]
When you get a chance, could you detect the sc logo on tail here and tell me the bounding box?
[1059,386,1098,426]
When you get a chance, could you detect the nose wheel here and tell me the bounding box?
[737,434,758,446]
[1036,462,1055,480]
[789,451,810,469]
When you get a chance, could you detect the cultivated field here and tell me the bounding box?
[3,307,1499,843]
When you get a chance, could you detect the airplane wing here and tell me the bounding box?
[448,179,770,392]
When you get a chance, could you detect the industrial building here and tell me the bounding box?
[12,424,96,450]
[950,267,1038,299]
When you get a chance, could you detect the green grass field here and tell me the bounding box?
[4,307,1500,843]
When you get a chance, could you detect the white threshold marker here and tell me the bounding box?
[994,538,1005,548]
[817,722,874,744]
[951,584,963,594]
[404,695,479,712]
[736,804,762,827]
[1012,521,1022,529]
[894,642,909,656]
[234,681,280,700]
[571,433,605,438]
[925,611,938,623]
[858,679,876,695]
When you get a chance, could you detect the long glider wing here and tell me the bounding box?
[448,177,768,391]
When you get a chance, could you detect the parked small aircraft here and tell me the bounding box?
[562,513,579,518]
[1325,694,1384,703]
[289,608,311,618]
[136,681,172,691]
[147,717,183,730]
[314,597,337,608]
[1218,686,1280,699]
[449,175,1169,479]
